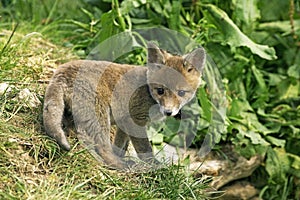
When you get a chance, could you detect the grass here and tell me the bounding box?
[6,1,300,198]
[0,23,212,199]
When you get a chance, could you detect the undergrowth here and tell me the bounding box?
[1,0,300,199]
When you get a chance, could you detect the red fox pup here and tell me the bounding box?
[43,42,206,169]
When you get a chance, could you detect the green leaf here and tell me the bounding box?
[168,1,181,31]
[151,1,163,14]
[80,7,95,21]
[279,80,299,100]
[287,65,300,79]
[88,31,142,61]
[197,87,212,122]
[265,136,286,148]
[66,19,91,31]
[267,72,285,86]
[259,0,290,21]
[232,0,260,31]
[251,65,269,108]
[203,4,277,60]
[99,10,120,42]
[229,98,253,118]
[130,18,152,24]
[229,98,272,135]
[266,148,290,183]
[251,65,267,92]
[120,0,144,15]
[231,129,268,158]
[287,153,300,171]
[258,20,300,35]
[244,131,269,145]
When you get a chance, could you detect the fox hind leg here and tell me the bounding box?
[73,103,128,169]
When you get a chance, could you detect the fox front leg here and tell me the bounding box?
[130,135,154,161]
[113,128,130,158]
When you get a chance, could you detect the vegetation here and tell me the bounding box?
[0,0,299,199]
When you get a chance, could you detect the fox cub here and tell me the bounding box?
[43,42,206,169]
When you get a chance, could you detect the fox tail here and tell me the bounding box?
[43,81,71,151]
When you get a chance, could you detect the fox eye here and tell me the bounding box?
[156,88,165,95]
[187,67,194,73]
[178,90,186,97]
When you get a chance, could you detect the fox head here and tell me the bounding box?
[147,42,206,117]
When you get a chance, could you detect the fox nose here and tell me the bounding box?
[164,110,173,116]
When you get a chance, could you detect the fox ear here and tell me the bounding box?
[183,47,206,72]
[147,42,167,64]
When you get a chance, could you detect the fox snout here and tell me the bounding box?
[160,106,179,116]
[159,98,181,116]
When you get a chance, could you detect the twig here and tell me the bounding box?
[0,80,50,85]
[0,23,19,57]
[289,0,297,40]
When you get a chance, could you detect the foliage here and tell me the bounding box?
[1,0,300,199]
